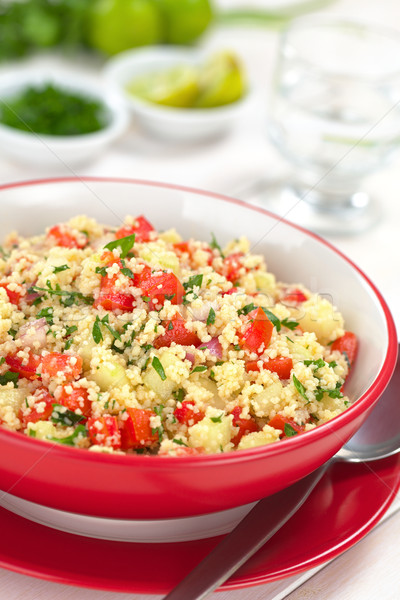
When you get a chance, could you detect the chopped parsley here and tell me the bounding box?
[172,388,185,403]
[206,307,216,326]
[210,232,224,257]
[47,424,87,446]
[104,234,135,259]
[210,413,224,423]
[152,356,166,380]
[173,438,188,446]
[51,404,85,427]
[183,274,203,291]
[37,306,54,325]
[292,374,309,402]
[92,314,121,344]
[0,370,19,387]
[315,381,344,402]
[238,303,256,316]
[95,266,107,277]
[284,423,299,437]
[304,358,326,369]
[191,365,207,374]
[53,264,70,273]
[30,280,93,307]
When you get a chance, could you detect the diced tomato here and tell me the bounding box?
[331,331,358,367]
[41,352,82,382]
[221,253,246,283]
[230,406,260,446]
[173,241,191,255]
[95,256,135,313]
[154,314,201,349]
[57,385,91,418]
[47,225,87,249]
[87,415,121,449]
[173,241,213,266]
[6,353,41,380]
[18,387,54,428]
[238,307,274,355]
[174,400,205,427]
[221,287,238,296]
[119,408,159,450]
[115,216,155,243]
[268,414,305,438]
[245,356,293,379]
[139,271,184,308]
[0,282,22,306]
[281,288,308,304]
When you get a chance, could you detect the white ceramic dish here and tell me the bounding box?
[104,46,256,142]
[0,177,396,543]
[0,69,129,167]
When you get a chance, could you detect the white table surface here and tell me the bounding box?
[0,0,399,598]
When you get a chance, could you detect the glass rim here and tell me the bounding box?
[280,17,400,82]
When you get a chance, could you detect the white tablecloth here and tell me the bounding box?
[0,0,399,598]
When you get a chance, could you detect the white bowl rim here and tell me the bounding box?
[0,176,397,465]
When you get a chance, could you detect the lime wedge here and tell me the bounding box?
[195,51,246,108]
[126,66,199,108]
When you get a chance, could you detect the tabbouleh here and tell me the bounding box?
[0,215,357,455]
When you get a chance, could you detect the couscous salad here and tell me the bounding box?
[0,215,357,455]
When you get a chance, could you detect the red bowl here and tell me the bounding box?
[0,177,396,519]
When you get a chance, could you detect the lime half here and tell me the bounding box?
[195,51,246,108]
[126,65,199,108]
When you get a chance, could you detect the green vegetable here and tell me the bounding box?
[0,83,107,136]
[93,314,121,344]
[284,423,298,437]
[183,274,203,291]
[191,365,207,374]
[238,303,256,316]
[36,306,54,325]
[210,232,224,257]
[47,424,87,446]
[104,234,136,259]
[51,404,85,426]
[292,374,308,402]
[0,371,19,387]
[30,280,93,307]
[53,264,70,273]
[152,356,166,380]
[206,307,216,326]
[210,413,224,423]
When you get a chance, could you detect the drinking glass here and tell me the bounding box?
[266,18,400,234]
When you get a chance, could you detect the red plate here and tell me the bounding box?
[0,454,398,594]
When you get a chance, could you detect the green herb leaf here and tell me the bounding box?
[172,388,185,404]
[261,308,281,331]
[292,374,308,401]
[104,234,135,259]
[53,264,70,274]
[0,370,19,387]
[183,274,203,291]
[152,356,166,380]
[51,404,85,426]
[210,232,224,257]
[47,424,87,446]
[281,317,299,331]
[238,303,256,316]
[167,321,174,331]
[95,266,107,277]
[284,423,299,437]
[172,438,188,446]
[37,306,54,325]
[121,267,135,279]
[65,325,77,336]
[92,316,103,344]
[191,365,207,374]
[210,413,224,423]
[206,307,216,326]
[328,361,337,369]
[304,358,326,369]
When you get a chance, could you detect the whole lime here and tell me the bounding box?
[156,0,214,45]
[87,0,163,56]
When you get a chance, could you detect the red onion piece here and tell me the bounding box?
[17,318,48,350]
[200,337,222,359]
[185,352,195,366]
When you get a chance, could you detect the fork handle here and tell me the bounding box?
[163,464,329,600]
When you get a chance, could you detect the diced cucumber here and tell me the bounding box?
[138,243,180,275]
[91,360,130,392]
[188,414,232,454]
[142,351,181,400]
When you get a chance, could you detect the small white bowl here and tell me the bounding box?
[0,69,129,167]
[104,46,256,142]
